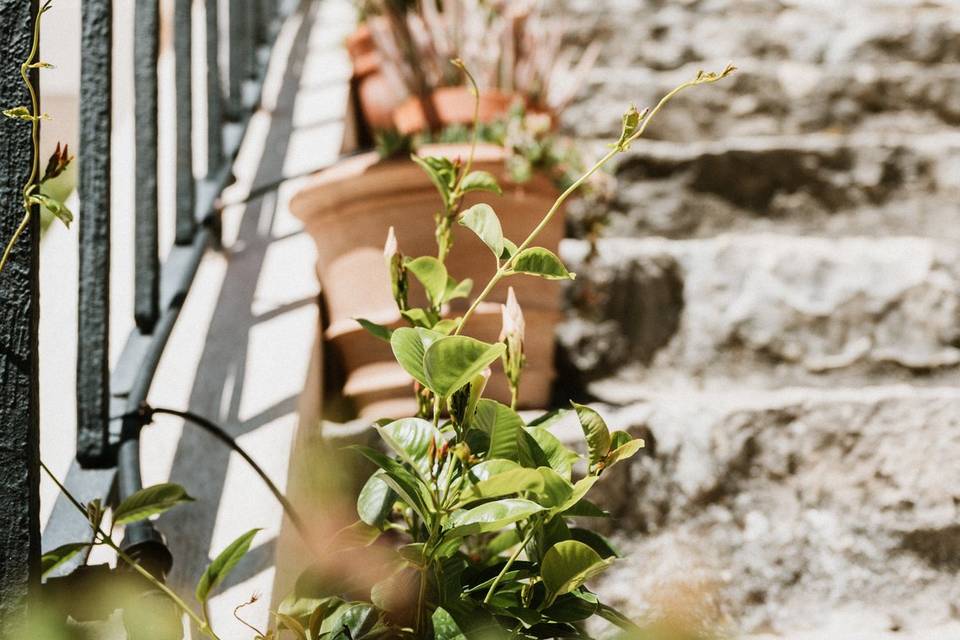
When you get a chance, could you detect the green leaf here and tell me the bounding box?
[356,318,392,343]
[41,543,90,577]
[390,327,443,388]
[319,602,378,638]
[30,193,73,228]
[2,106,33,121]
[376,417,441,476]
[350,446,432,523]
[540,540,614,603]
[357,471,396,528]
[597,603,643,633]
[445,498,545,539]
[433,607,468,640]
[474,400,525,463]
[605,436,644,468]
[541,591,599,623]
[196,528,260,603]
[460,466,545,504]
[552,475,600,516]
[443,277,473,303]
[458,203,504,259]
[459,170,502,196]
[412,155,457,205]
[528,409,566,428]
[509,247,575,280]
[424,336,505,398]
[572,403,611,469]
[400,307,440,328]
[535,467,574,509]
[113,483,194,526]
[526,427,579,479]
[561,499,609,518]
[406,256,448,307]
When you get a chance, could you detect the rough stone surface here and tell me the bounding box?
[563,388,960,638]
[561,236,960,396]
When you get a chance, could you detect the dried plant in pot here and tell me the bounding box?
[359,0,599,134]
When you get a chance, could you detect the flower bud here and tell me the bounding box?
[384,226,408,311]
[499,287,525,347]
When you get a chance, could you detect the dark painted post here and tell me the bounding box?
[76,0,113,468]
[0,0,42,628]
[175,0,197,245]
[134,0,160,333]
[206,0,225,174]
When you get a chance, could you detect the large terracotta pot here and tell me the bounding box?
[291,143,566,419]
[393,87,518,135]
[347,22,403,131]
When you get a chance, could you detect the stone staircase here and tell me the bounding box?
[552,0,960,637]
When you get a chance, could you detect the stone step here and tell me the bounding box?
[558,0,959,70]
[572,132,960,240]
[553,386,960,638]
[557,235,960,397]
[563,60,960,142]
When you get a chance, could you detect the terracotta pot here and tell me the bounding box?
[347,22,404,131]
[393,87,519,135]
[291,143,566,418]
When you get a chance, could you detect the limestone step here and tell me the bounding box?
[572,132,960,240]
[549,385,960,638]
[558,0,959,70]
[557,235,960,398]
[563,60,960,142]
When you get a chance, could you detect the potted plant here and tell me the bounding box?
[355,0,600,135]
[295,47,601,418]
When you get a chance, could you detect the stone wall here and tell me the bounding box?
[553,1,960,637]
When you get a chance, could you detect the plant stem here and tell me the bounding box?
[483,527,535,605]
[454,72,727,336]
[0,2,46,275]
[39,461,222,640]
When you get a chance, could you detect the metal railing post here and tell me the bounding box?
[0,0,42,627]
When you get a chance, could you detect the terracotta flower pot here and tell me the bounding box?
[393,87,519,135]
[347,22,404,131]
[291,143,566,419]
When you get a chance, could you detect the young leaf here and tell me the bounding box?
[29,193,73,227]
[458,203,504,259]
[377,417,441,476]
[443,276,473,303]
[412,155,457,205]
[276,612,308,640]
[41,542,90,577]
[535,467,575,509]
[196,528,261,603]
[113,483,195,526]
[401,307,440,328]
[2,106,33,121]
[349,446,432,523]
[390,327,443,388]
[459,466,545,505]
[356,318,392,343]
[473,399,525,463]
[509,247,575,280]
[540,540,614,603]
[445,498,545,539]
[458,170,502,196]
[423,336,505,398]
[357,471,396,528]
[405,256,448,307]
[571,403,611,469]
[526,426,580,479]
[605,437,645,469]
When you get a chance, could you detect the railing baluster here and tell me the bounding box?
[175,0,196,244]
[0,0,42,625]
[77,0,113,467]
[206,0,225,173]
[134,0,160,332]
[228,0,252,118]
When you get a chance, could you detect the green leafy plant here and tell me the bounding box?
[281,61,736,638]
[1,1,75,274]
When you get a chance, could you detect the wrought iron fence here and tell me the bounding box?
[0,0,301,625]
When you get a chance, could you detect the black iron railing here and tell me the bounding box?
[0,0,303,624]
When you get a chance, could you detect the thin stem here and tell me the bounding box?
[39,462,222,640]
[454,72,729,336]
[483,527,535,604]
[451,59,482,196]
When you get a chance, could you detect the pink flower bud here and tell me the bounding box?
[384,226,399,262]
[499,287,525,345]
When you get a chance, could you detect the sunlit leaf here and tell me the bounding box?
[458,170,502,196]
[406,256,448,307]
[458,203,504,259]
[423,336,504,398]
[571,403,611,469]
[509,247,575,280]
[540,540,613,603]
[196,528,260,603]
[445,498,545,539]
[113,483,194,526]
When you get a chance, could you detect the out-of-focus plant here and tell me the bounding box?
[279,61,735,639]
[362,0,600,117]
[0,1,75,274]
